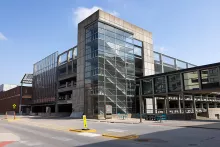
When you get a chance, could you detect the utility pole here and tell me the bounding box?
[19,83,23,115]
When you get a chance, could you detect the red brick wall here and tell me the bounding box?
[0,86,32,113]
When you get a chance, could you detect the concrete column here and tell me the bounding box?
[200,103,203,109]
[192,96,197,115]
[178,95,182,113]
[164,97,167,114]
[206,103,209,109]
[142,97,144,114]
[55,104,59,113]
[166,96,170,114]
[182,94,186,115]
[214,103,217,108]
[153,96,155,114]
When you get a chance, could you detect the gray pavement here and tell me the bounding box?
[1,116,220,146]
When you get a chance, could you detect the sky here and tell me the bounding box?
[0,0,220,85]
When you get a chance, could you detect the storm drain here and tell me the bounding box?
[135,138,167,143]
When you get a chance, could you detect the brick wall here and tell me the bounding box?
[0,86,32,113]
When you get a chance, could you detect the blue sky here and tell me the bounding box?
[0,0,220,85]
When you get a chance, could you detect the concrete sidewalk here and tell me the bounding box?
[4,115,220,131]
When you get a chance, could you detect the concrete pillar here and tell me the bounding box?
[192,96,197,115]
[206,103,209,109]
[214,103,217,108]
[166,96,170,114]
[178,95,182,113]
[200,103,203,109]
[164,97,167,114]
[153,96,155,114]
[182,94,186,115]
[55,104,59,113]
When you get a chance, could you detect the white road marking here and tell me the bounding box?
[106,129,127,132]
[77,133,101,137]
[19,140,43,146]
[0,133,20,141]
[51,136,72,141]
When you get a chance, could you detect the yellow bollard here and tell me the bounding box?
[83,115,88,130]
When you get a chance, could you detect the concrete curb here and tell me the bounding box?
[183,126,220,130]
[69,128,97,133]
[107,121,140,124]
[102,133,139,139]
[1,119,20,122]
[85,119,140,124]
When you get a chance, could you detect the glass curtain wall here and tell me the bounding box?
[85,21,135,116]
[33,52,58,103]
[183,71,199,90]
[201,67,220,89]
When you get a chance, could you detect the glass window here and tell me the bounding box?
[176,60,187,69]
[125,43,133,49]
[73,48,77,58]
[162,55,175,66]
[68,50,73,60]
[154,76,166,93]
[188,64,196,68]
[105,30,115,38]
[116,34,125,41]
[105,41,115,49]
[154,52,160,63]
[201,68,220,89]
[98,33,104,40]
[163,65,176,73]
[105,25,115,32]
[105,36,115,43]
[133,39,142,47]
[105,46,115,54]
[115,39,125,46]
[115,28,124,36]
[134,46,142,56]
[98,28,105,34]
[116,44,125,52]
[98,22,104,28]
[183,71,199,90]
[125,38,133,44]
[168,74,181,92]
[142,79,153,95]
[124,32,132,38]
[59,53,67,65]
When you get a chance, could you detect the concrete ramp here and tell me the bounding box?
[70,112,83,118]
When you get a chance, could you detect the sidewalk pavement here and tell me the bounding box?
[4,115,220,131]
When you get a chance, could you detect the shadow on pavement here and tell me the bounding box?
[75,122,220,147]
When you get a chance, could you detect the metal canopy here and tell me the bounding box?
[21,73,33,84]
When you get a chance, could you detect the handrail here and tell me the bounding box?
[104,89,126,113]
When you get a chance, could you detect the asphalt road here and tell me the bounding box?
[1,117,220,147]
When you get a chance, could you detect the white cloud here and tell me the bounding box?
[0,32,7,41]
[73,6,120,26]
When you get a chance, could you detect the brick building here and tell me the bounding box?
[0,86,32,114]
